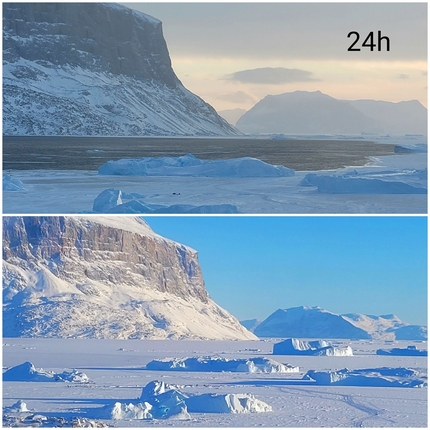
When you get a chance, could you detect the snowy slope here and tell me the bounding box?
[3,3,238,136]
[253,306,427,340]
[2,216,256,340]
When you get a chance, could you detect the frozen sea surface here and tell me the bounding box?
[2,338,427,427]
[3,153,427,214]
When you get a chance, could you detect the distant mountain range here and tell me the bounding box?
[236,91,427,135]
[242,306,427,340]
[3,3,237,136]
[2,216,256,340]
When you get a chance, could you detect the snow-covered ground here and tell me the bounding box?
[2,338,427,427]
[3,151,427,214]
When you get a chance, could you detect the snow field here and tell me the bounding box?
[3,338,427,427]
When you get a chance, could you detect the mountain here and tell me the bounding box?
[236,91,427,135]
[348,100,427,136]
[218,108,247,126]
[252,306,427,340]
[254,306,371,339]
[2,216,256,340]
[3,3,238,136]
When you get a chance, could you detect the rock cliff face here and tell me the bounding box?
[3,216,256,340]
[3,3,238,136]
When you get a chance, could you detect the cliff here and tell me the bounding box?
[3,3,238,136]
[3,216,256,340]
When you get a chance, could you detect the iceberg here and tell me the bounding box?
[273,338,353,356]
[98,154,295,178]
[3,362,90,383]
[300,171,427,194]
[146,356,299,373]
[109,379,273,420]
[303,367,426,388]
[376,345,427,356]
[3,174,25,191]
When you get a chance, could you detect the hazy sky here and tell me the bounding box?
[122,3,427,111]
[144,216,427,326]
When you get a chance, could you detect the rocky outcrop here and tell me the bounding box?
[3,3,238,136]
[3,216,256,340]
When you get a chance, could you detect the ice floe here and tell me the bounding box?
[376,345,427,356]
[273,338,353,356]
[98,153,295,178]
[303,366,427,387]
[146,356,299,373]
[3,361,90,383]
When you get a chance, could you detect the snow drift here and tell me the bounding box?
[273,338,353,356]
[146,356,299,373]
[98,154,294,177]
[303,367,426,388]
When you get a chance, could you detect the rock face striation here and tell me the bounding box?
[2,216,256,340]
[3,3,238,136]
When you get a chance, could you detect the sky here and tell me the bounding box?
[122,2,427,112]
[144,216,427,326]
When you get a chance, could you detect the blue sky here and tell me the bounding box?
[144,216,427,325]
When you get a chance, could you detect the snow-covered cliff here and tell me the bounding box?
[2,216,256,340]
[3,3,238,136]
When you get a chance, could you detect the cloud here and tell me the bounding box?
[397,74,409,79]
[216,91,256,103]
[223,68,319,85]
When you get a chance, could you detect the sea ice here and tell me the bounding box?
[146,356,299,373]
[273,338,353,356]
[98,153,295,178]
